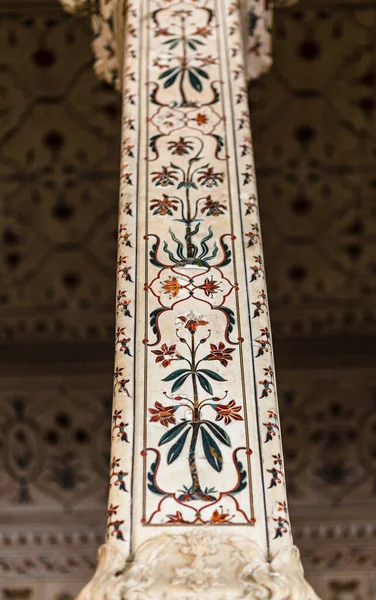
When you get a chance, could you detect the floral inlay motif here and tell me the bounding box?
[106,0,291,554]
[147,310,244,506]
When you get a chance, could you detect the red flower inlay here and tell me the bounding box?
[214,399,243,425]
[149,401,177,427]
[195,112,209,126]
[200,277,221,298]
[166,511,188,524]
[206,342,235,367]
[211,509,231,523]
[197,167,224,187]
[167,137,194,156]
[200,196,227,216]
[162,276,181,298]
[194,26,212,37]
[155,27,171,36]
[152,343,180,368]
[150,194,179,215]
[177,313,208,333]
[151,166,179,187]
[199,55,217,67]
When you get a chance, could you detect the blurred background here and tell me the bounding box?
[0,0,375,598]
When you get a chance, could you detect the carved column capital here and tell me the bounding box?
[59,0,90,14]
[76,531,319,600]
[58,0,297,91]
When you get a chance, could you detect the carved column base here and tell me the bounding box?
[76,530,320,600]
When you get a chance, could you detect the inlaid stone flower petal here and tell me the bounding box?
[150,106,185,135]
[214,399,243,425]
[161,276,183,298]
[149,401,178,427]
[175,310,209,333]
[186,105,222,135]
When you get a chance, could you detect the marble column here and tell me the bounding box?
[59,1,320,598]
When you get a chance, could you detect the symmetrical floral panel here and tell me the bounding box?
[1,0,376,598]
[107,0,291,558]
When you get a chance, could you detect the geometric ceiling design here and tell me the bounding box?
[0,14,120,343]
[252,4,376,338]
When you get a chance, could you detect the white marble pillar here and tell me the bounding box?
[60,1,320,598]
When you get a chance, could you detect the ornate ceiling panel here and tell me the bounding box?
[251,4,376,338]
[0,14,121,343]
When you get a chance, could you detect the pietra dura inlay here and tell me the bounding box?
[110,0,287,554]
[58,0,320,598]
